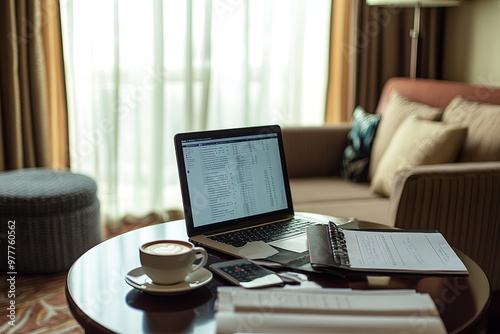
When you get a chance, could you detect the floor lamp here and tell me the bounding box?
[366,0,460,79]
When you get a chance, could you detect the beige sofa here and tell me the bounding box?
[282,77,500,290]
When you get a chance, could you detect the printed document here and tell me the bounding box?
[215,287,447,333]
[343,230,468,274]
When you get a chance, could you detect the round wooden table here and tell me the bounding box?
[66,214,490,333]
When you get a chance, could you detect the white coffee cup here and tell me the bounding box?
[139,240,208,285]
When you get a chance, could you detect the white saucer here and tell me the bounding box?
[125,267,213,295]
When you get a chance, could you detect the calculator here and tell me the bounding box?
[209,259,284,288]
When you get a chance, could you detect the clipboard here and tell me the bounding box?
[306,223,469,276]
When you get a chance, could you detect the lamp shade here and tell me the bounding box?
[366,0,460,6]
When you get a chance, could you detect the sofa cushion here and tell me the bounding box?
[370,115,468,197]
[443,96,500,162]
[290,177,391,225]
[369,91,443,179]
[293,198,392,227]
[342,106,381,182]
[290,177,380,204]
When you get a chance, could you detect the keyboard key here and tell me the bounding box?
[208,218,318,247]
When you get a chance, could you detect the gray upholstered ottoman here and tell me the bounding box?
[0,168,102,273]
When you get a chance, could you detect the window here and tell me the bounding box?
[60,0,331,226]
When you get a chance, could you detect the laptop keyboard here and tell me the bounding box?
[208,218,318,248]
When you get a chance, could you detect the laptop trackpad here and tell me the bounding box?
[238,241,279,259]
[269,234,308,253]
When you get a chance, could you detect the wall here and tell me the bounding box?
[443,0,500,88]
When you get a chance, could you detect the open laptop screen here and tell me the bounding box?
[175,125,294,235]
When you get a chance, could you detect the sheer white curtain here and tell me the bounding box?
[60,0,331,228]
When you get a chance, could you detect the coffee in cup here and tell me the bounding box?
[143,242,191,255]
[140,240,208,285]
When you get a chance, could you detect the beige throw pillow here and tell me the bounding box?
[443,96,500,162]
[370,115,467,197]
[369,91,443,179]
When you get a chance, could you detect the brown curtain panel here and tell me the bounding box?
[0,0,68,171]
[325,0,356,123]
[41,0,69,170]
[355,2,445,114]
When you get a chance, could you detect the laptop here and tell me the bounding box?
[174,125,329,258]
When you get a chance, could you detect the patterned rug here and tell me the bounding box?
[0,211,183,334]
[0,272,82,334]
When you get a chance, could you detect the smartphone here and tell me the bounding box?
[209,259,284,288]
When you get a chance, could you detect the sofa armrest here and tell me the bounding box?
[389,162,500,290]
[281,124,351,178]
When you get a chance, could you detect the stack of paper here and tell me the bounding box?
[215,287,446,334]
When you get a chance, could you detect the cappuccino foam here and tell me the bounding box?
[144,242,191,255]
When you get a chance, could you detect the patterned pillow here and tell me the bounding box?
[342,106,381,182]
